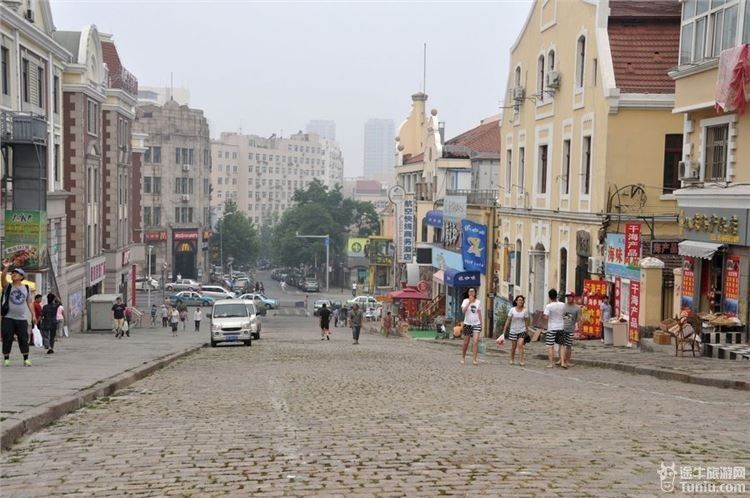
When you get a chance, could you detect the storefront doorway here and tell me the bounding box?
[531,243,546,312]
[174,241,197,280]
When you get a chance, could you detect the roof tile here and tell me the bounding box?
[609,22,680,94]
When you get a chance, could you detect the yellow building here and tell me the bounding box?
[499,0,685,325]
[670,0,750,333]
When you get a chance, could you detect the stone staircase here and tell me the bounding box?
[701,330,750,361]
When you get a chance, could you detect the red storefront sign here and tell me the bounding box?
[624,222,641,266]
[88,256,106,286]
[173,231,199,241]
[629,281,640,343]
[145,231,167,242]
[582,280,608,338]
[122,249,131,267]
[614,276,622,316]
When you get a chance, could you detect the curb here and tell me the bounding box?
[1,343,205,450]
[414,336,748,392]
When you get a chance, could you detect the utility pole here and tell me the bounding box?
[295,232,330,292]
[147,245,153,309]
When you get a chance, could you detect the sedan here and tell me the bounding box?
[238,293,278,310]
[167,291,215,307]
[313,299,332,316]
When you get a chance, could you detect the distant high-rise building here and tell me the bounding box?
[363,119,395,179]
[306,120,336,141]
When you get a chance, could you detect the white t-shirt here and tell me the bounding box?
[462,298,482,326]
[508,307,529,333]
[544,301,565,330]
[194,309,202,321]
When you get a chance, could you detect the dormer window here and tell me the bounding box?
[537,55,546,101]
[576,36,586,89]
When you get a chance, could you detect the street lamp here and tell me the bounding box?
[295,232,330,292]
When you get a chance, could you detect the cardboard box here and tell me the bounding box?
[611,321,629,347]
[653,331,672,345]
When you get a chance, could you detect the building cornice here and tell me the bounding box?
[674,185,750,208]
[0,5,72,62]
[61,83,107,103]
[102,102,135,120]
[672,100,715,114]
[105,88,137,108]
[496,206,678,224]
[668,59,719,80]
[615,93,676,110]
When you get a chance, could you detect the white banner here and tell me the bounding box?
[398,198,415,263]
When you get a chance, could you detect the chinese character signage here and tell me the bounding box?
[681,257,695,311]
[629,281,640,343]
[605,234,640,281]
[650,240,680,256]
[87,256,107,286]
[3,210,48,271]
[614,276,621,316]
[624,222,641,267]
[581,280,608,338]
[680,207,749,245]
[723,255,740,316]
[460,219,487,272]
[398,199,415,263]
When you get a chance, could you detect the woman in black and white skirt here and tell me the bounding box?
[503,295,530,366]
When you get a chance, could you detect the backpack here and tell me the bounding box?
[1,283,30,317]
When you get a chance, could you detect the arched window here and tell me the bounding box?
[514,66,521,87]
[576,35,586,88]
[502,237,511,282]
[537,55,546,100]
[514,239,522,286]
[548,49,555,72]
[559,247,568,296]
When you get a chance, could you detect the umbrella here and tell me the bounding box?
[388,287,430,300]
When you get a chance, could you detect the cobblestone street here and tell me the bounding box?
[2,314,749,496]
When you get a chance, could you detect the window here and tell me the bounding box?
[576,36,586,89]
[704,124,729,181]
[745,3,750,43]
[559,248,568,297]
[592,58,598,86]
[152,177,161,194]
[143,207,152,226]
[662,134,683,193]
[518,147,525,194]
[2,47,10,96]
[514,240,522,287]
[538,144,548,194]
[514,66,521,87]
[53,144,60,187]
[561,139,571,195]
[37,65,44,109]
[218,177,223,185]
[502,237,511,282]
[548,50,555,73]
[537,55,545,100]
[22,59,29,103]
[51,74,57,112]
[582,136,592,195]
[680,0,741,64]
[144,176,152,193]
[87,99,98,134]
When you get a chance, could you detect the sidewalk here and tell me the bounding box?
[362,323,750,391]
[0,324,205,449]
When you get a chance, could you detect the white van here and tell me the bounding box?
[209,299,258,347]
[200,285,236,300]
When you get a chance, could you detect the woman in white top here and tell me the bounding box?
[503,295,530,366]
[460,288,482,366]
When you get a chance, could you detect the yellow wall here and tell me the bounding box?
[674,68,718,110]
[682,107,750,183]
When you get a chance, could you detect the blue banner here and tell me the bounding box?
[425,210,443,227]
[461,219,487,272]
[444,269,480,287]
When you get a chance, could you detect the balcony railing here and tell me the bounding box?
[108,66,138,97]
[445,189,499,207]
[0,112,47,145]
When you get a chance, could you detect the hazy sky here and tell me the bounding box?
[52,0,531,177]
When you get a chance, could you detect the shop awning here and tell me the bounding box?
[678,241,724,260]
[444,268,481,287]
[432,270,444,283]
[425,210,443,227]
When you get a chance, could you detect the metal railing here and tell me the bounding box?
[445,189,500,207]
[0,112,47,144]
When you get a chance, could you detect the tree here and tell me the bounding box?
[211,200,259,268]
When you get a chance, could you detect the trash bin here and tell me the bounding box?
[611,321,628,347]
[602,323,614,345]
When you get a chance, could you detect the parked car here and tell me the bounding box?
[167,291,214,307]
[165,279,200,292]
[237,293,269,316]
[347,295,378,309]
[136,276,159,290]
[199,285,236,300]
[303,278,319,292]
[209,299,257,346]
[233,277,252,292]
[313,299,332,316]
[235,299,263,339]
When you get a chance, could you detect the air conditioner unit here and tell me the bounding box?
[182,164,190,172]
[546,70,561,89]
[587,256,603,274]
[678,160,699,181]
[181,194,190,202]
[512,86,525,101]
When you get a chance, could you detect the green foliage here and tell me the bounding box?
[211,200,259,267]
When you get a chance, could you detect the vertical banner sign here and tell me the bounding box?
[624,222,641,267]
[629,281,640,343]
[398,199,415,263]
[582,280,608,338]
[681,257,695,311]
[3,210,49,271]
[723,255,741,316]
[460,220,487,272]
[614,276,622,316]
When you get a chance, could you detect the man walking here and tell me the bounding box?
[40,293,61,354]
[351,282,357,297]
[543,289,565,368]
[112,297,127,338]
[349,303,364,345]
[561,292,581,369]
[161,304,169,327]
[319,303,332,340]
[1,264,36,367]
[194,307,203,332]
